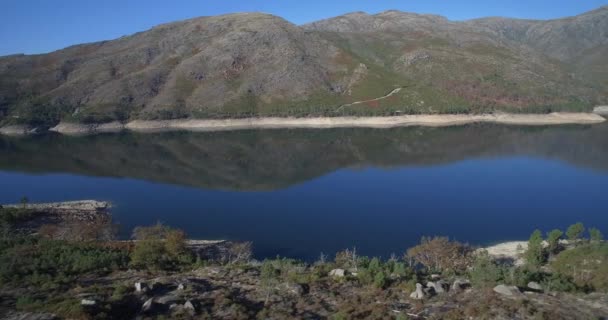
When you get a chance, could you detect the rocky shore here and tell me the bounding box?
[1,112,605,136]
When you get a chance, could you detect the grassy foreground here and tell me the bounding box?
[1,206,607,319]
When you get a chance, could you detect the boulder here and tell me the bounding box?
[184,300,196,312]
[177,283,186,291]
[135,282,147,293]
[493,284,523,297]
[451,279,471,291]
[156,295,182,305]
[329,269,346,277]
[283,283,305,296]
[430,274,441,280]
[409,283,426,300]
[427,281,447,294]
[594,106,608,116]
[141,298,155,312]
[527,282,543,291]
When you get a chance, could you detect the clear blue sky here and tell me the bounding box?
[1,0,606,56]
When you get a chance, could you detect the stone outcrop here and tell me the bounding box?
[409,283,427,300]
[493,284,523,297]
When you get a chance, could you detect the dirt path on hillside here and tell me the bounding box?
[336,87,405,112]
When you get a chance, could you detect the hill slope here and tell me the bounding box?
[1,7,607,126]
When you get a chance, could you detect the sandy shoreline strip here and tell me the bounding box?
[0,112,604,135]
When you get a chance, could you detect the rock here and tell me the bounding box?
[423,287,435,296]
[141,298,154,312]
[427,281,447,294]
[135,282,147,293]
[451,279,471,291]
[156,295,182,305]
[527,281,543,291]
[177,283,186,290]
[80,299,97,306]
[409,283,426,300]
[329,269,345,277]
[430,274,441,280]
[184,300,196,312]
[594,106,608,116]
[493,284,523,297]
[283,283,305,296]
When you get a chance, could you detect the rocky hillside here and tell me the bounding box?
[1,7,607,126]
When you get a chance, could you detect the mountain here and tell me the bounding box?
[1,7,607,127]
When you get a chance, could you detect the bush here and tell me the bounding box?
[0,207,35,225]
[0,237,129,286]
[406,237,473,274]
[551,243,608,292]
[129,223,194,271]
[373,271,387,289]
[469,251,502,288]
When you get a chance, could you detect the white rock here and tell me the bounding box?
[184,300,196,312]
[135,282,147,292]
[80,299,97,306]
[409,283,426,300]
[594,106,608,116]
[527,281,543,291]
[451,279,471,291]
[329,269,345,277]
[142,298,154,312]
[493,284,523,297]
[427,281,446,294]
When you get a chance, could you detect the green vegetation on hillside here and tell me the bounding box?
[1,213,607,319]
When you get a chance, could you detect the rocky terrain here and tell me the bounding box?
[1,202,607,319]
[0,6,607,128]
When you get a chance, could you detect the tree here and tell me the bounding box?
[469,250,503,288]
[260,260,279,305]
[525,229,544,268]
[566,222,585,242]
[589,227,604,242]
[20,196,29,209]
[406,237,473,274]
[547,229,563,255]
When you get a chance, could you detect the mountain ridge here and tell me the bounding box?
[1,7,606,127]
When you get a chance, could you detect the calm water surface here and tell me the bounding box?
[1,124,607,260]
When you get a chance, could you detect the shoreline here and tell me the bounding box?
[0,112,605,136]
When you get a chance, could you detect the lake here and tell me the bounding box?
[1,123,608,261]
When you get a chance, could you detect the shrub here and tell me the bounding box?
[0,237,129,286]
[373,271,387,289]
[541,273,578,292]
[334,248,359,270]
[551,243,608,292]
[406,237,473,274]
[129,223,193,271]
[469,251,502,288]
[566,222,585,242]
[392,262,412,279]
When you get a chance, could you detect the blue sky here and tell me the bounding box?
[1,0,606,56]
